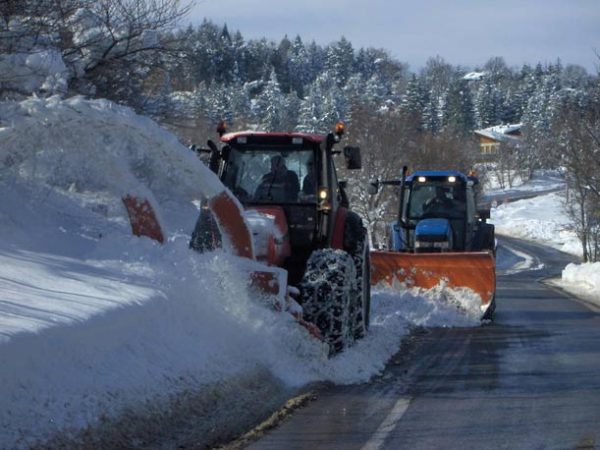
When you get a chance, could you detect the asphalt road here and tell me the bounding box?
[245,236,600,450]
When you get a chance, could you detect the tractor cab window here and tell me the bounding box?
[222,147,315,204]
[406,182,466,221]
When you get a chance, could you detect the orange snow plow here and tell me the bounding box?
[368,168,497,320]
[370,251,496,309]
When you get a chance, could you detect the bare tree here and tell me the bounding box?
[1,0,193,104]
[342,102,417,249]
[557,90,600,261]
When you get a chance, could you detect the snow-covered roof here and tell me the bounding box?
[463,71,486,81]
[474,123,522,143]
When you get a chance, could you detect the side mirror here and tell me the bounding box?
[343,146,361,170]
[368,180,379,195]
[339,180,347,189]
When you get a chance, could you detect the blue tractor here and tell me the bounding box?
[370,167,496,320]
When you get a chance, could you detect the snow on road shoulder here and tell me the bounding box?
[483,168,565,195]
[490,191,581,256]
[489,187,600,307]
[550,262,600,309]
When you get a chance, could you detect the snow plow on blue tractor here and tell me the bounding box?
[369,167,497,320]
[189,122,371,354]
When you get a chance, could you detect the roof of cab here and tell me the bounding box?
[220,131,326,144]
[406,170,477,183]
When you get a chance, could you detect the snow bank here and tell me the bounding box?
[483,168,565,194]
[490,191,581,256]
[562,262,600,291]
[556,263,600,308]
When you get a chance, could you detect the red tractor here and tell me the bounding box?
[190,123,370,353]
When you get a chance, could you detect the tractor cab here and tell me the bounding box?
[370,169,491,253]
[198,122,362,285]
[190,123,371,351]
[401,171,477,252]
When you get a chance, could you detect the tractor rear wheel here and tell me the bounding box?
[300,249,357,354]
[344,212,370,338]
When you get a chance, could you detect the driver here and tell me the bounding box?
[302,159,316,195]
[256,155,300,201]
[423,186,454,212]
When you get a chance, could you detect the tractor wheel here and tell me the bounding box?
[189,207,222,252]
[484,223,496,256]
[299,249,357,355]
[343,212,371,338]
[482,294,496,321]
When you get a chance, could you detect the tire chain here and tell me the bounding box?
[299,249,357,354]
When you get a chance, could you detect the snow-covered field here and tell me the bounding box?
[0,97,485,448]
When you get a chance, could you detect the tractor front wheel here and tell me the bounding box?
[300,249,357,355]
[343,212,371,338]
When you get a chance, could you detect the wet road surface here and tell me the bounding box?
[245,236,600,449]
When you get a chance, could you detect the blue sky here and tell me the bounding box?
[187,0,600,73]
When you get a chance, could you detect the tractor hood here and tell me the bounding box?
[415,218,451,241]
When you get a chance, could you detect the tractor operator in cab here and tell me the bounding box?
[423,186,455,214]
[255,155,300,202]
[302,159,316,196]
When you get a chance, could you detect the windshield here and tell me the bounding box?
[222,147,316,204]
[406,182,466,220]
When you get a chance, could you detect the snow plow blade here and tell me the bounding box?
[370,251,496,313]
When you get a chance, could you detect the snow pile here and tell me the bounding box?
[373,282,483,328]
[558,263,600,306]
[0,96,484,448]
[562,263,600,290]
[490,191,581,256]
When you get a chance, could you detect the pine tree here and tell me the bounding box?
[475,75,504,128]
[296,72,346,133]
[325,37,354,87]
[255,69,284,131]
[401,74,428,131]
[442,78,476,136]
[521,72,563,173]
[272,35,292,93]
[287,35,311,98]
[205,83,234,125]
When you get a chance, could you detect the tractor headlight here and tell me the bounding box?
[317,187,331,211]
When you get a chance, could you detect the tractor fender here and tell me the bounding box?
[125,188,256,260]
[207,190,254,259]
[331,207,348,250]
[245,206,291,266]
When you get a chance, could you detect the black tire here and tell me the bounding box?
[189,206,222,252]
[482,294,496,321]
[300,249,357,355]
[343,212,370,338]
[483,223,496,256]
[474,223,495,254]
